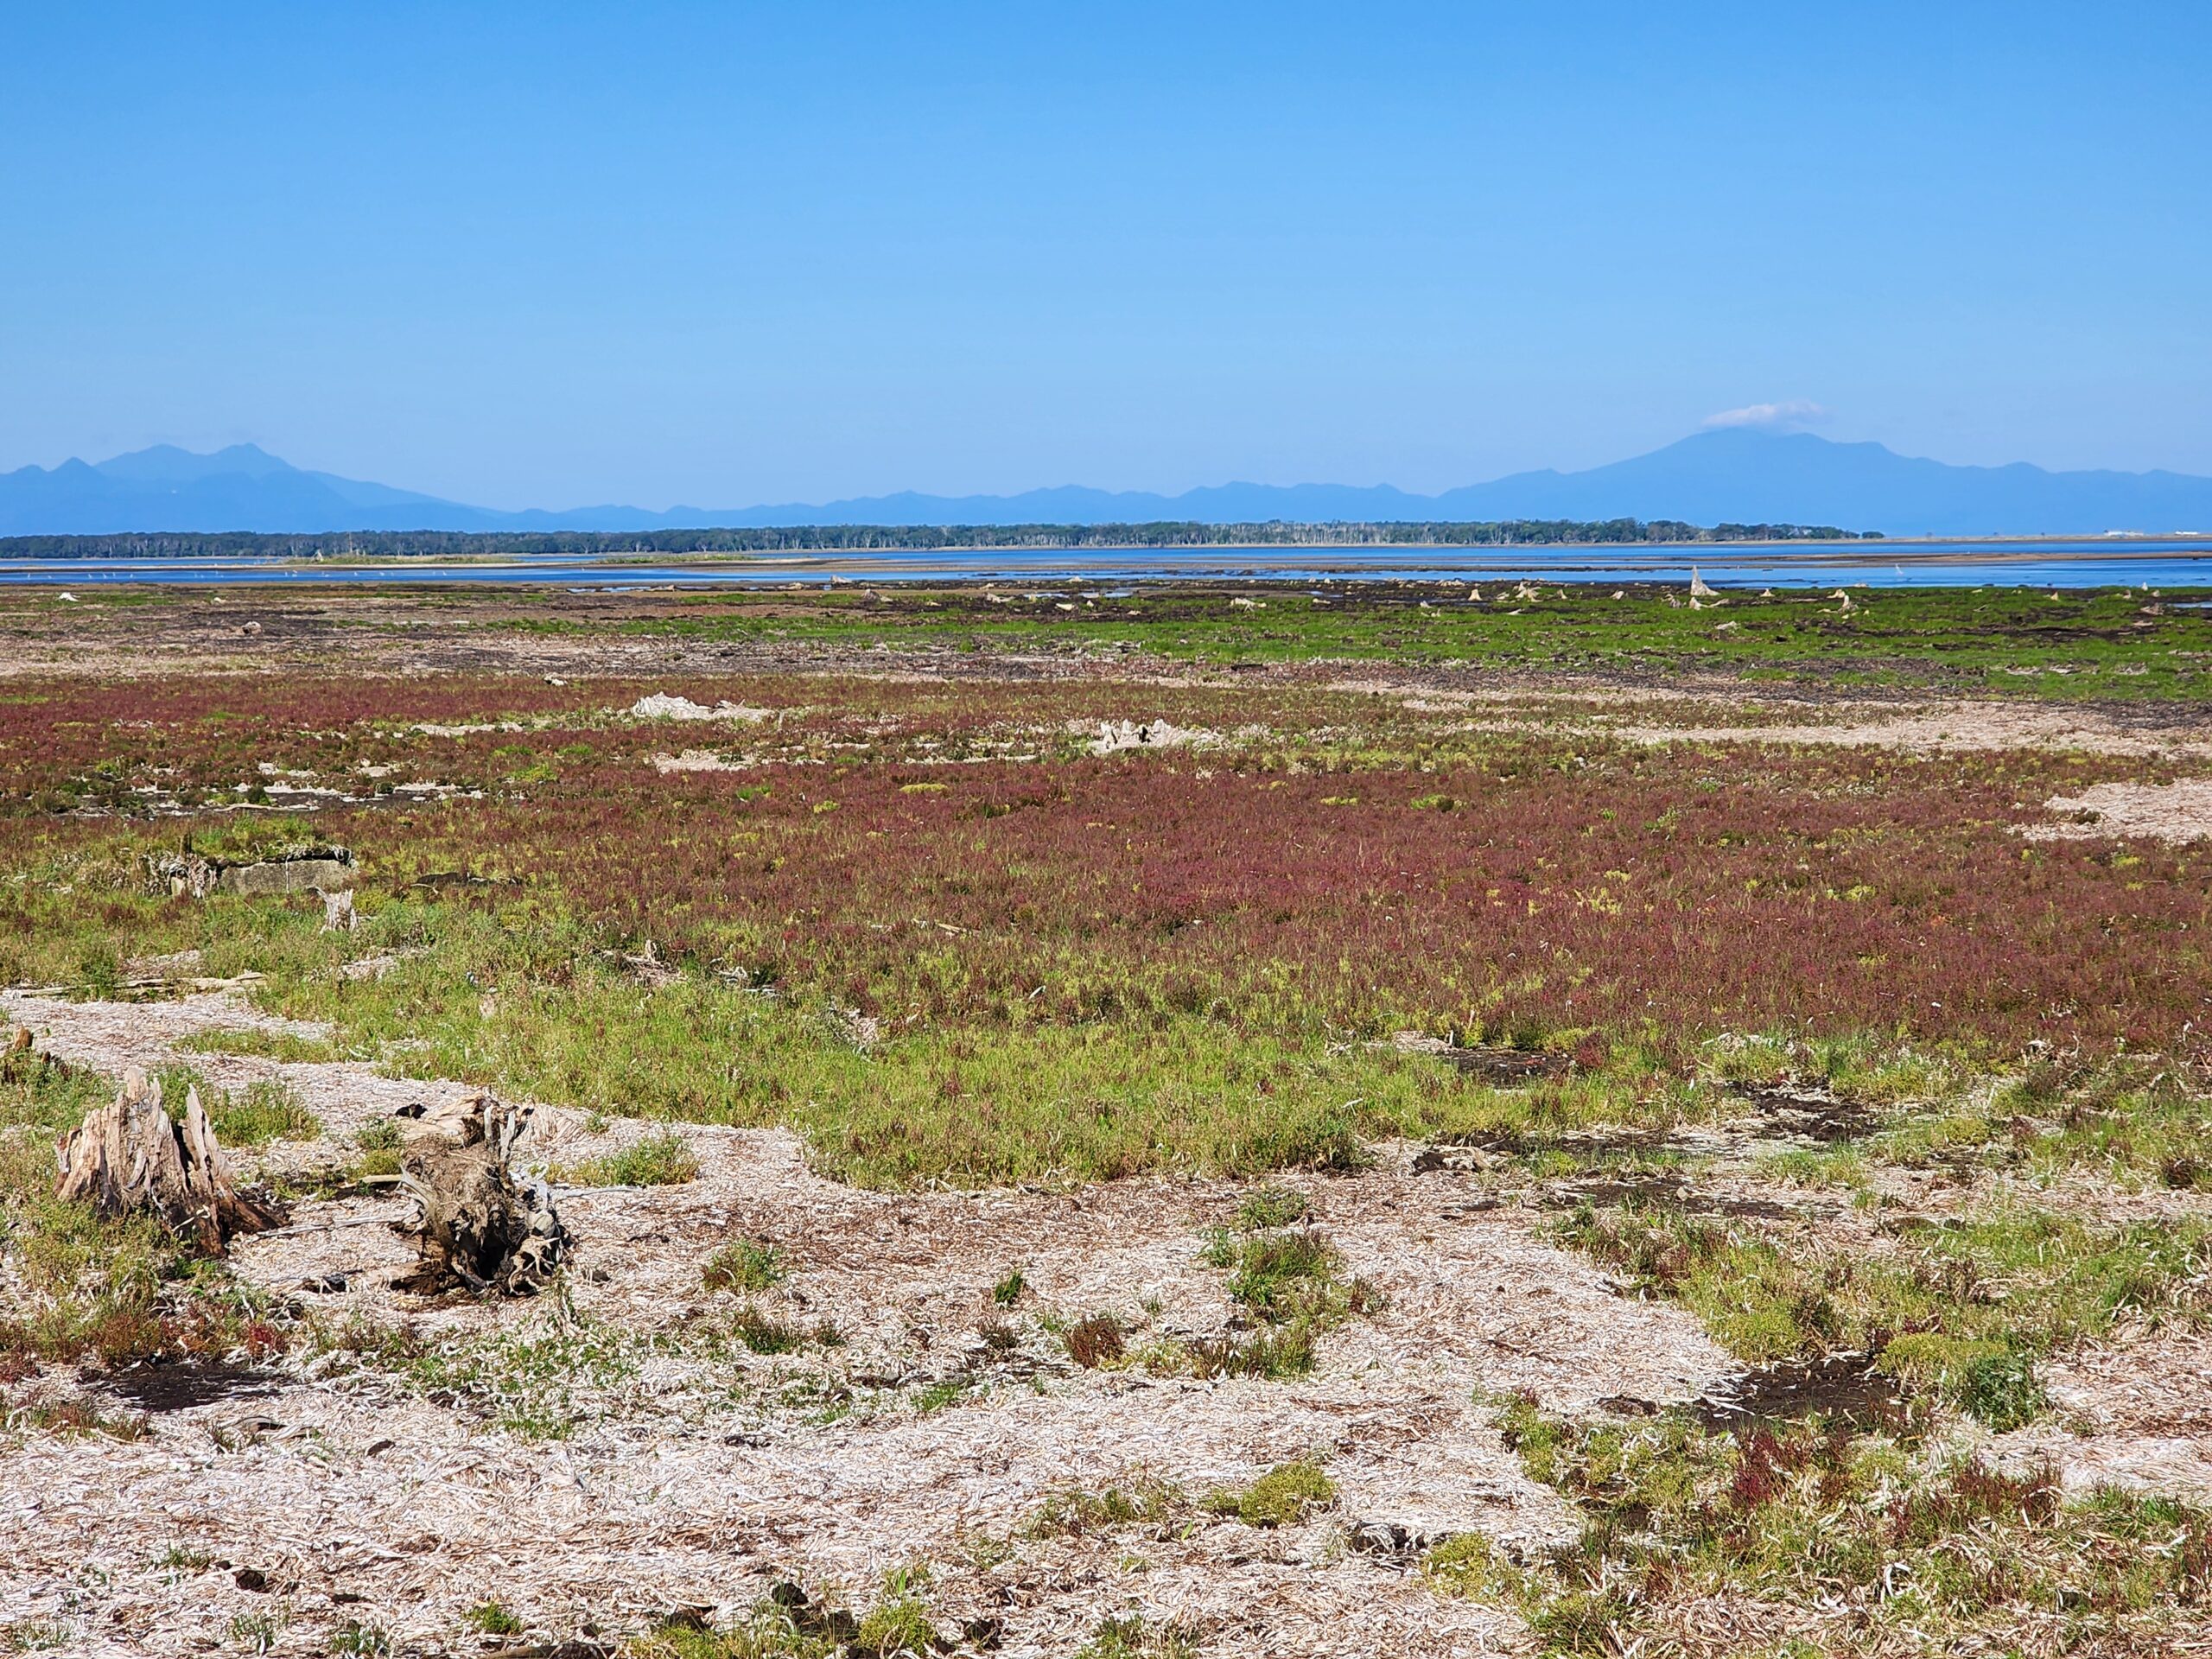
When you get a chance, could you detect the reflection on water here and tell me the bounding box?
[1,539,2209,590]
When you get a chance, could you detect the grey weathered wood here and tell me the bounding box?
[54,1067,286,1250]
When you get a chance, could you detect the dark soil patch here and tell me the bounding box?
[1433,1045,1570,1084]
[1726,1083,1877,1144]
[1691,1351,1911,1434]
[1542,1174,1797,1220]
[101,1358,283,1414]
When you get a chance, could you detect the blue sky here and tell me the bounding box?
[3,3,2207,509]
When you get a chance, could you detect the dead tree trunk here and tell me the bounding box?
[398,1093,568,1294]
[54,1067,286,1251]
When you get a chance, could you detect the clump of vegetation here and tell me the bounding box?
[631,1601,844,1659]
[549,1129,700,1187]
[911,1376,973,1415]
[155,1066,318,1146]
[992,1267,1027,1306]
[461,1602,523,1637]
[852,1567,941,1657]
[1205,1459,1337,1528]
[1552,1197,2212,1427]
[3,1397,149,1440]
[1063,1313,1126,1369]
[1233,1184,1311,1230]
[229,1612,281,1654]
[328,1621,391,1656]
[1429,1390,2212,1653]
[731,1303,804,1355]
[1206,1228,1343,1322]
[1026,1478,1187,1540]
[1176,1324,1317,1381]
[1194,1222,1383,1353]
[1077,1615,1199,1659]
[177,1027,342,1065]
[703,1237,785,1294]
[353,1117,403,1178]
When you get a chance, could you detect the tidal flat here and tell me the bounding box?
[3,581,2211,1657]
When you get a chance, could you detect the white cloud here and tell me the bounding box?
[1702,400,1833,431]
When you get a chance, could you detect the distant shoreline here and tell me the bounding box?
[3,535,2209,593]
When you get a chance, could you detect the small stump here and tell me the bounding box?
[54,1066,286,1251]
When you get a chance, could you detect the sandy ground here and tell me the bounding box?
[1989,1332,2212,1497]
[0,989,1738,1658]
[2028,778,2212,843]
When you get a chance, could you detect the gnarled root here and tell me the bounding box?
[397,1093,569,1294]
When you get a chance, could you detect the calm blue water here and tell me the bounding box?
[1,540,2208,589]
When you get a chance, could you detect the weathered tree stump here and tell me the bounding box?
[54,1067,286,1251]
[397,1093,568,1294]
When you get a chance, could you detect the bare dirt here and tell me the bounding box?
[1989,1332,2212,1497]
[2027,778,2212,844]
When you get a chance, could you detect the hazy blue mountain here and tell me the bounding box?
[4,429,2210,537]
[1432,429,2212,536]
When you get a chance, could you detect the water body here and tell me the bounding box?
[2,538,2209,589]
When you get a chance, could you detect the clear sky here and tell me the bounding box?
[3,3,2207,509]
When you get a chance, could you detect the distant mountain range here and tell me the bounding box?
[4,429,2210,537]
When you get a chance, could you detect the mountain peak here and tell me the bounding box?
[95,442,293,485]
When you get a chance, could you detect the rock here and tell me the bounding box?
[320,889,356,931]
[626,694,768,723]
[53,1068,285,1251]
[1410,1145,1500,1175]
[1345,1520,1419,1557]
[148,845,354,899]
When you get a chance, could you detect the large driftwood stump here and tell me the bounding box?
[398,1093,569,1294]
[54,1067,286,1251]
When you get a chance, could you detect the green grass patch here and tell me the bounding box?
[461,1603,523,1637]
[1554,1198,2212,1426]
[1024,1478,1187,1540]
[1077,1616,1198,1659]
[152,1067,319,1147]
[547,1128,700,1187]
[1204,1459,1337,1528]
[1232,1184,1311,1230]
[175,1026,344,1065]
[730,1302,804,1355]
[703,1237,786,1294]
